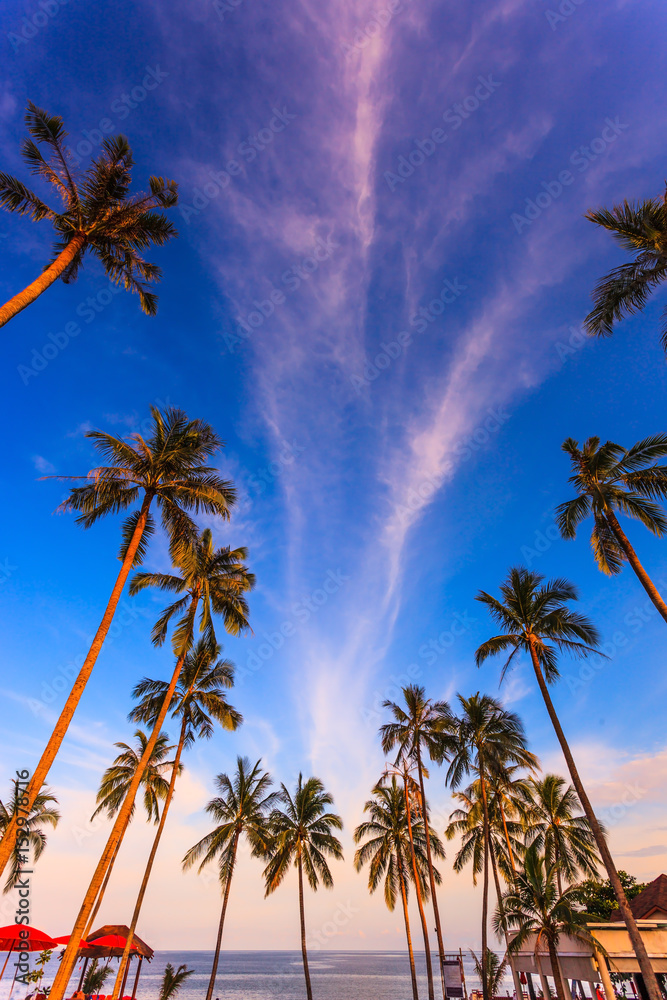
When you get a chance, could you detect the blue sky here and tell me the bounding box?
[1,0,667,956]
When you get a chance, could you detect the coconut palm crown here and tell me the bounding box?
[0,782,59,894]
[0,102,178,327]
[58,405,236,563]
[584,190,667,349]
[524,775,601,892]
[91,729,175,824]
[497,843,600,1000]
[556,435,667,621]
[129,527,254,655]
[475,568,601,684]
[129,639,243,748]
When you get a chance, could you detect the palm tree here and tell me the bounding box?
[583,190,667,350]
[263,775,344,1000]
[355,776,442,1000]
[183,757,277,1000]
[475,567,662,1000]
[86,728,176,936]
[445,694,537,1000]
[111,641,243,997]
[382,762,438,1000]
[92,729,174,824]
[0,782,59,893]
[380,683,453,997]
[556,435,667,623]
[0,101,178,327]
[524,775,601,894]
[0,405,235,881]
[50,528,253,1000]
[497,844,600,1000]
[470,949,508,1000]
[157,964,194,1000]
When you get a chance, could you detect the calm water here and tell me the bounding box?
[0,950,499,1000]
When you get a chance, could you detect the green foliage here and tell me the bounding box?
[470,949,507,999]
[354,776,443,910]
[0,102,179,315]
[92,729,175,824]
[556,435,667,575]
[183,756,277,881]
[25,949,53,995]
[573,871,647,920]
[584,192,667,350]
[380,683,454,767]
[263,774,344,895]
[56,405,236,566]
[498,843,599,958]
[130,639,242,749]
[81,959,114,995]
[129,527,254,657]
[158,963,195,1000]
[524,774,601,887]
[475,567,602,685]
[0,783,59,893]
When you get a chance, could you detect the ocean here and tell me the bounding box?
[0,950,495,1000]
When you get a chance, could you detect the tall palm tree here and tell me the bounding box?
[475,567,662,1000]
[556,435,667,623]
[183,757,277,1000]
[445,694,537,1000]
[111,641,243,998]
[50,528,253,1000]
[92,729,174,824]
[382,762,438,1000]
[0,405,235,881]
[0,782,59,893]
[380,683,453,997]
[497,844,600,1000]
[583,190,667,350]
[355,777,443,1000]
[524,775,601,894]
[86,728,175,936]
[263,775,344,1000]
[0,102,178,327]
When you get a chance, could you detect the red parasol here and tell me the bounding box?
[85,934,140,952]
[0,925,57,952]
[52,935,93,950]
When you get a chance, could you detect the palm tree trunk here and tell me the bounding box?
[546,938,567,1000]
[205,830,239,1000]
[527,641,662,1000]
[554,844,563,899]
[0,233,86,328]
[84,839,122,938]
[489,835,524,1000]
[405,776,435,1000]
[498,800,517,878]
[298,852,313,1000]
[416,746,447,1000]
[0,494,152,880]
[397,853,420,1000]
[480,775,491,1000]
[48,595,198,1000]
[606,510,667,624]
[111,715,188,999]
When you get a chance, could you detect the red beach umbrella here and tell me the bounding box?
[52,935,93,950]
[0,926,58,983]
[0,924,57,952]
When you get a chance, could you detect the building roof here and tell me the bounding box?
[609,874,667,921]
